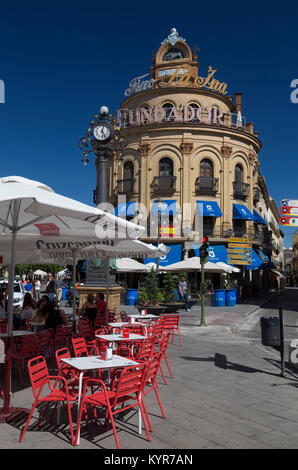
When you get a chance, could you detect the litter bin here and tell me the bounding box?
[126,289,138,306]
[236,288,240,304]
[225,289,236,307]
[260,316,280,347]
[213,289,225,307]
[62,287,69,301]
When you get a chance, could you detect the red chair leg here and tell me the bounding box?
[19,399,38,443]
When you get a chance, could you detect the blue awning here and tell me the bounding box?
[253,209,268,225]
[246,249,275,270]
[233,204,255,221]
[144,243,182,267]
[196,200,222,217]
[114,201,136,217]
[151,200,176,215]
[193,244,228,263]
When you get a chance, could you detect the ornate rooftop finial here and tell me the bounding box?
[161,28,186,46]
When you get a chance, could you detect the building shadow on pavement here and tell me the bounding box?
[181,353,281,377]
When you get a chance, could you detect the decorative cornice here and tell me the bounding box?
[138,142,151,156]
[180,142,193,154]
[221,144,233,158]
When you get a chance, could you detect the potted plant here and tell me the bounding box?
[137,269,166,315]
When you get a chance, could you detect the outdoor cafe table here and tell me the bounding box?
[61,354,140,445]
[108,322,144,333]
[96,333,146,354]
[0,330,35,339]
[127,314,159,321]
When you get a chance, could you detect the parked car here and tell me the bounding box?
[0,280,25,308]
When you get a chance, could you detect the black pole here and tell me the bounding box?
[279,304,286,377]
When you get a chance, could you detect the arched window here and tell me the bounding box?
[200,159,213,178]
[163,47,185,61]
[235,164,243,183]
[162,103,175,122]
[159,157,173,177]
[123,161,134,193]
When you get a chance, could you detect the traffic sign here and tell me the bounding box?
[228,236,252,265]
[279,216,298,227]
[281,199,298,207]
[280,206,298,216]
[227,259,251,265]
[228,237,252,243]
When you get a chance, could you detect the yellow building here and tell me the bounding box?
[104,28,283,292]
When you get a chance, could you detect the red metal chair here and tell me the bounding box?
[94,314,106,330]
[120,311,128,322]
[158,332,173,385]
[78,317,93,338]
[51,324,73,360]
[160,314,182,346]
[74,363,150,449]
[141,352,166,432]
[135,336,155,362]
[71,336,98,358]
[19,355,77,445]
[116,323,146,357]
[10,334,40,387]
[36,329,54,362]
[149,318,165,345]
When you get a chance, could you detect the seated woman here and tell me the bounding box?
[79,294,98,325]
[32,296,67,333]
[95,293,106,316]
[20,293,36,327]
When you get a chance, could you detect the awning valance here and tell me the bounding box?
[151,200,176,215]
[196,200,222,217]
[144,242,181,267]
[233,204,255,221]
[253,209,267,225]
[114,201,136,217]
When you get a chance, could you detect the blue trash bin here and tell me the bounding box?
[236,288,240,304]
[62,287,69,301]
[175,290,180,301]
[225,289,236,307]
[126,289,138,306]
[213,289,225,307]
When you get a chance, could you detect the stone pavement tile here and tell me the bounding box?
[255,430,298,449]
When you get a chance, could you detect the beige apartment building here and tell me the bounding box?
[104,28,283,291]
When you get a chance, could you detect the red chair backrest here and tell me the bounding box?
[27,356,50,398]
[136,336,155,362]
[159,332,171,355]
[144,352,163,385]
[112,363,147,404]
[151,319,165,339]
[55,347,71,369]
[20,334,40,355]
[72,336,88,357]
[160,314,179,331]
[94,328,108,336]
[78,318,93,337]
[94,314,107,329]
[122,324,145,336]
[120,311,128,322]
[37,330,52,351]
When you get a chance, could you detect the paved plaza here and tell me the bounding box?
[1,288,298,450]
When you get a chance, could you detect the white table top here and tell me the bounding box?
[62,354,139,371]
[0,330,35,338]
[127,314,158,320]
[108,322,143,328]
[96,333,146,342]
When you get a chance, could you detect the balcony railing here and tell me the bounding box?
[151,176,176,193]
[195,177,219,195]
[233,181,250,199]
[116,178,136,194]
[204,224,259,241]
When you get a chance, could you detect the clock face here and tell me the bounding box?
[93,123,111,141]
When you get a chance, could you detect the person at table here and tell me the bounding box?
[32,296,67,332]
[79,294,98,325]
[20,293,36,327]
[96,293,106,315]
[0,292,7,319]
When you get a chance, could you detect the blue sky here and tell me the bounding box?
[0,0,297,247]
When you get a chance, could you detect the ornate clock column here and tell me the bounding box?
[78,106,128,317]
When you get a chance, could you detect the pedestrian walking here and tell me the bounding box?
[178,276,190,312]
[24,280,33,296]
[46,274,56,303]
[35,279,41,300]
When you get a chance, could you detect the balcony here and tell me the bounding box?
[233,181,250,200]
[116,178,135,194]
[151,176,176,194]
[195,177,219,196]
[207,224,259,241]
[253,187,261,205]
